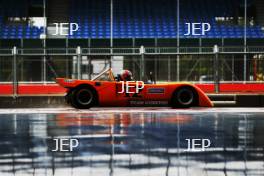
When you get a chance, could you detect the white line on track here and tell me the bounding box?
[0,108,264,114]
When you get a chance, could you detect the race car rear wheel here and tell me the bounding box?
[65,90,73,104]
[171,87,198,108]
[71,87,97,109]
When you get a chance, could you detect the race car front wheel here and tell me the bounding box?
[71,87,97,109]
[171,87,198,108]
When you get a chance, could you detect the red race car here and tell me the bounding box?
[56,68,213,109]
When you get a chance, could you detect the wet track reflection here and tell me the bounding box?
[0,110,264,176]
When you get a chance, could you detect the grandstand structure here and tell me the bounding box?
[0,0,264,86]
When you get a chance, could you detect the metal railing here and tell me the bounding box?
[1,46,264,56]
[1,45,264,97]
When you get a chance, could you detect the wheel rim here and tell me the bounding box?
[76,89,93,105]
[177,89,194,106]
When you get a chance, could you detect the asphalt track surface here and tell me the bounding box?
[0,108,263,176]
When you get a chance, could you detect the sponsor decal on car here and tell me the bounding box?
[129,100,168,105]
[147,88,165,94]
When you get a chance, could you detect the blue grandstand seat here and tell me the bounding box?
[0,0,264,39]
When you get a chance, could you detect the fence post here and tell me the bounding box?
[88,39,92,80]
[213,45,219,93]
[140,45,145,81]
[12,46,18,98]
[76,46,81,79]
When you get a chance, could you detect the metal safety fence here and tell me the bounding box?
[1,46,264,96]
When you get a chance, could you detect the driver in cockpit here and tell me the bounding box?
[116,70,133,81]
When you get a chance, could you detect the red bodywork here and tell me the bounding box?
[56,69,213,107]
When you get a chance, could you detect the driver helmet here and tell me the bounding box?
[120,70,133,81]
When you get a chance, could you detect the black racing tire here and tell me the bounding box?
[171,86,198,108]
[66,90,79,108]
[65,91,73,104]
[70,87,97,109]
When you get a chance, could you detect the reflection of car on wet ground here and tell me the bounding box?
[56,68,213,109]
[56,113,192,128]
